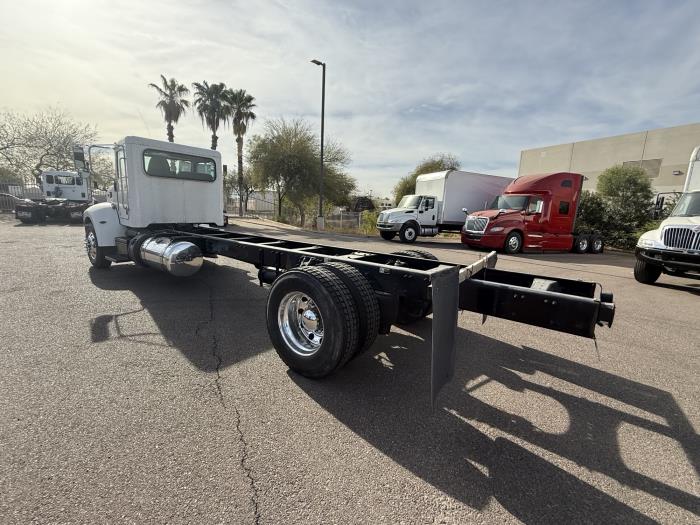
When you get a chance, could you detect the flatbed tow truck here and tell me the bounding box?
[82,137,615,403]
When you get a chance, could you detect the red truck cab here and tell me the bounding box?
[461,172,602,254]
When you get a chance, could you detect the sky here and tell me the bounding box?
[1,0,699,197]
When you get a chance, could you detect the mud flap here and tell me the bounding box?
[430,265,460,406]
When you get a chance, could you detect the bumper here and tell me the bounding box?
[635,247,700,273]
[376,222,402,232]
[461,230,505,249]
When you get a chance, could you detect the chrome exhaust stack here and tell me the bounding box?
[139,236,203,277]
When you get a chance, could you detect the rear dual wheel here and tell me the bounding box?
[266,264,380,378]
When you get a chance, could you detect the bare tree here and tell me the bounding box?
[0,109,97,184]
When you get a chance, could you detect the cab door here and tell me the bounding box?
[115,147,129,220]
[523,196,546,249]
[418,196,437,226]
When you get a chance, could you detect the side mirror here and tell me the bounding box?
[462,207,469,215]
[73,146,86,171]
[113,180,118,191]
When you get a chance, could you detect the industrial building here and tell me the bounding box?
[518,122,700,193]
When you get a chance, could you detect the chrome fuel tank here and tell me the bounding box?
[140,236,203,277]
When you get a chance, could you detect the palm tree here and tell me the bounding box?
[226,89,257,214]
[148,75,190,142]
[192,81,230,150]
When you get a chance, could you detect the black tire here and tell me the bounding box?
[320,262,380,357]
[380,231,397,241]
[504,231,522,254]
[573,235,589,254]
[588,235,604,254]
[401,249,438,261]
[266,266,359,378]
[399,222,419,244]
[634,258,662,284]
[85,222,112,269]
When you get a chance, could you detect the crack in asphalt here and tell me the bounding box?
[198,279,261,524]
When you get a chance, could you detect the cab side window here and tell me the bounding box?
[528,197,543,214]
[424,197,435,210]
[559,201,570,214]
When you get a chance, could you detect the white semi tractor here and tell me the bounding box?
[635,146,700,284]
[81,136,615,402]
[376,170,512,243]
[15,170,94,223]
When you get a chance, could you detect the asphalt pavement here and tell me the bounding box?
[0,215,698,524]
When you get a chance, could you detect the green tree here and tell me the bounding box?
[596,164,655,249]
[576,190,606,232]
[226,89,257,214]
[148,75,190,142]
[393,153,460,203]
[249,118,355,225]
[192,81,230,150]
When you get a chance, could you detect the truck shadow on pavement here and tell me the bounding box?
[88,261,269,372]
[87,260,699,521]
[292,323,700,523]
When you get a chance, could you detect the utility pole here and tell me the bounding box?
[311,59,326,230]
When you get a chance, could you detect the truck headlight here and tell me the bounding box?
[489,226,504,233]
[638,238,660,248]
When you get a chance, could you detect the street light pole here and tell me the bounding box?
[311,59,326,230]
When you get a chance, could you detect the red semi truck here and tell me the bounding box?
[461,172,603,254]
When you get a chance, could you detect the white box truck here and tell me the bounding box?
[376,170,512,243]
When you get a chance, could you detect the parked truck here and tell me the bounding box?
[635,146,700,284]
[461,172,603,254]
[14,170,93,224]
[376,170,512,243]
[81,136,615,402]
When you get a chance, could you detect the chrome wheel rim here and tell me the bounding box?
[508,235,520,251]
[579,239,588,251]
[86,231,97,261]
[593,239,602,251]
[405,228,416,241]
[278,292,324,356]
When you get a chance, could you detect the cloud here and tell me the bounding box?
[2,0,699,197]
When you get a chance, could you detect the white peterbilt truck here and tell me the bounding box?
[81,136,615,402]
[635,146,700,284]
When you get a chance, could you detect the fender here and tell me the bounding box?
[83,202,126,247]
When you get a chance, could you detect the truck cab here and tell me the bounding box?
[41,171,90,201]
[635,146,700,284]
[376,194,438,242]
[83,136,224,252]
[461,172,600,254]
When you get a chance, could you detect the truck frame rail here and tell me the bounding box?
[116,224,615,404]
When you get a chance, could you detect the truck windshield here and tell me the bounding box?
[670,193,700,217]
[488,195,528,211]
[397,195,422,209]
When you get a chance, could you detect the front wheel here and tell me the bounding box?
[85,223,111,269]
[634,258,661,284]
[503,231,522,254]
[380,231,397,241]
[399,223,418,243]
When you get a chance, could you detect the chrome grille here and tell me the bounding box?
[662,226,700,251]
[465,216,489,232]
